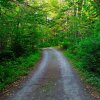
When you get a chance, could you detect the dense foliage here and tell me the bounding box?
[0,0,100,90]
[48,0,100,75]
[0,51,40,90]
[0,0,45,89]
[76,34,100,74]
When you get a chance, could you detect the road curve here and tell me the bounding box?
[7,48,93,100]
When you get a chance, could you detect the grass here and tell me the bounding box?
[0,51,41,90]
[64,50,100,92]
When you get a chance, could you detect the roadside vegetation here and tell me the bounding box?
[0,51,40,90]
[0,0,100,93]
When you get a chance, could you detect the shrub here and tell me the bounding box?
[11,42,25,57]
[0,51,40,90]
[0,50,15,62]
[76,34,100,74]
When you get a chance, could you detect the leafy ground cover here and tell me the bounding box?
[0,51,40,90]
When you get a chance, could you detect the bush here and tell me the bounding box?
[11,42,25,57]
[62,41,71,49]
[0,51,40,90]
[76,34,100,74]
[62,43,68,49]
[0,50,15,62]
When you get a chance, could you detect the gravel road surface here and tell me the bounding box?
[2,48,93,100]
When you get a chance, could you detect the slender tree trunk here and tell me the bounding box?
[94,0,100,15]
[78,0,83,16]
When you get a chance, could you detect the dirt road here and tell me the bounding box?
[4,48,93,100]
